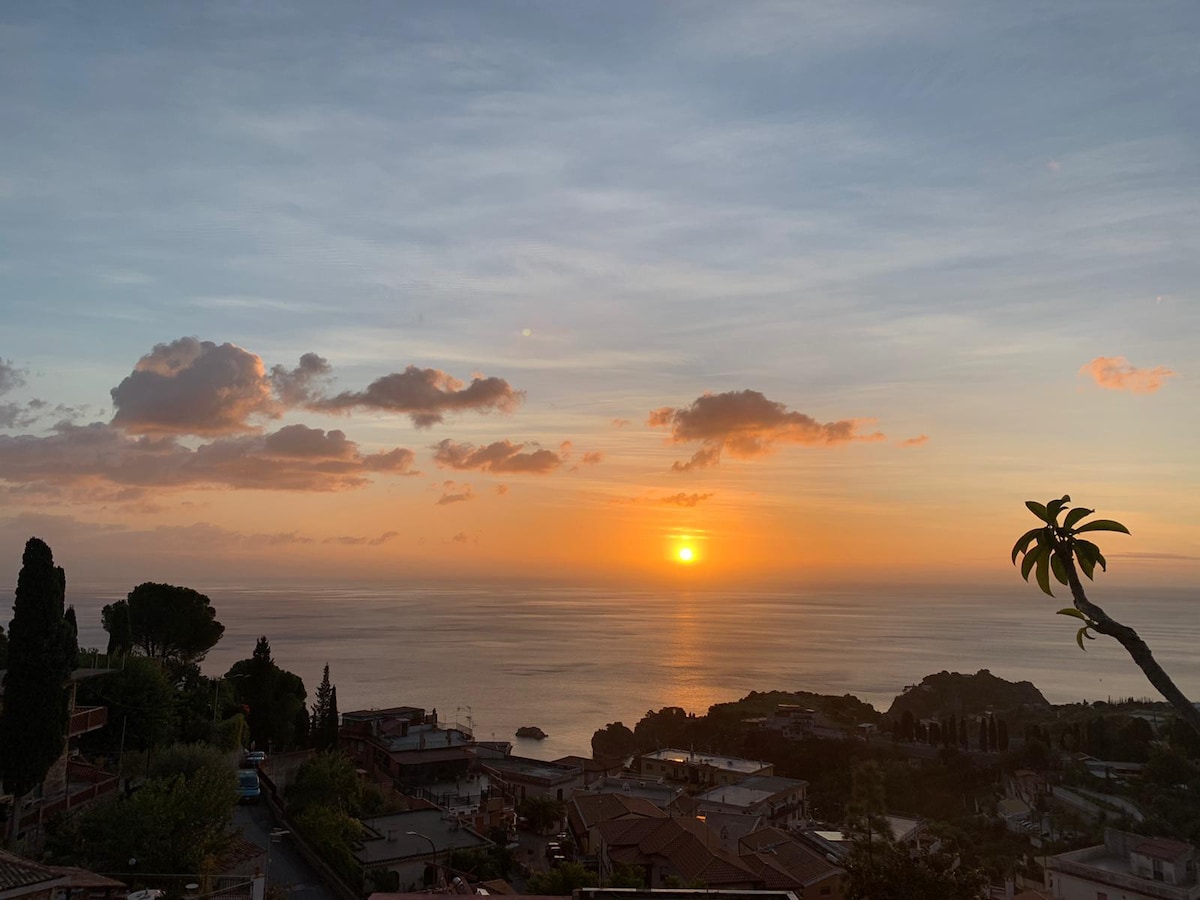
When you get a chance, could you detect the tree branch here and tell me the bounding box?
[1055,543,1200,736]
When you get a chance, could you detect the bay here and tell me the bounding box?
[69,582,1200,761]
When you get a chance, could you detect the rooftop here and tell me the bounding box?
[484,756,581,784]
[355,809,492,867]
[642,749,769,774]
[694,776,807,809]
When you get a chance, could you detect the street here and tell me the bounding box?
[233,801,336,900]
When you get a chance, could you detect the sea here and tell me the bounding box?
[68,581,1200,761]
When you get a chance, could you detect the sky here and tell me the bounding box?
[1,1,1198,588]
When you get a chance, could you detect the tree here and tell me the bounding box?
[0,623,7,669]
[287,752,363,816]
[997,719,1009,752]
[55,756,236,873]
[978,718,987,752]
[844,840,988,900]
[102,583,224,666]
[1013,495,1200,736]
[843,761,893,874]
[591,721,637,759]
[901,710,915,742]
[0,538,79,798]
[228,637,308,751]
[988,715,998,751]
[77,656,176,753]
[517,796,564,834]
[526,861,596,895]
[310,665,340,751]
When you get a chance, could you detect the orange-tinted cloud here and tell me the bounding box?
[316,366,523,427]
[0,422,417,492]
[899,434,928,447]
[431,438,563,475]
[1080,356,1175,394]
[436,480,475,505]
[660,492,713,507]
[110,338,279,435]
[496,484,509,495]
[612,418,631,428]
[649,389,883,470]
[109,338,523,436]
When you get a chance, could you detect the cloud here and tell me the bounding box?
[451,531,469,544]
[322,531,401,546]
[270,352,332,405]
[0,359,26,395]
[899,434,929,447]
[436,480,475,505]
[109,338,523,436]
[650,390,884,470]
[660,492,713,507]
[315,365,523,427]
[1080,356,1175,394]
[110,337,280,435]
[612,418,632,429]
[431,438,563,475]
[580,451,604,465]
[496,484,509,495]
[1107,552,1200,561]
[0,422,418,492]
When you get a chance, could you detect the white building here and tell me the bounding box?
[1046,828,1199,900]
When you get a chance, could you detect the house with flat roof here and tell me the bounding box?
[482,756,583,803]
[339,706,475,786]
[353,808,492,892]
[690,776,808,830]
[1045,828,1200,900]
[638,750,772,789]
[581,776,686,810]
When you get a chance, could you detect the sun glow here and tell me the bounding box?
[677,546,696,563]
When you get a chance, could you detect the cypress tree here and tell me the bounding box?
[0,538,79,798]
[325,685,339,750]
[311,664,332,749]
[988,715,998,750]
[977,718,987,751]
[998,719,1009,751]
[958,717,968,749]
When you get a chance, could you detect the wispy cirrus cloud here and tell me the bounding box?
[1080,356,1175,394]
[898,434,928,447]
[649,389,884,471]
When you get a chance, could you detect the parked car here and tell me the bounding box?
[237,768,261,803]
[244,750,267,768]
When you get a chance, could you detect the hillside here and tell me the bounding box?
[885,669,1049,720]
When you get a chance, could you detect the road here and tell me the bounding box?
[233,801,336,900]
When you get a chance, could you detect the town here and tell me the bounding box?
[3,540,1200,900]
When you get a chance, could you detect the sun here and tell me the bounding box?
[677,546,695,563]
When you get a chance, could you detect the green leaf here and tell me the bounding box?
[1025,500,1050,523]
[1063,507,1093,530]
[1076,627,1089,652]
[1035,549,1054,596]
[1076,540,1105,577]
[1057,608,1086,620]
[1046,496,1069,522]
[1011,528,1042,565]
[1050,553,1068,585]
[1074,519,1131,535]
[1021,544,1043,581]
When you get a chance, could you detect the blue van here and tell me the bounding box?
[237,768,261,802]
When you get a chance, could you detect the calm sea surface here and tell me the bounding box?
[69,582,1200,761]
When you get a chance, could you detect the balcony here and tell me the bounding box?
[20,762,119,828]
[68,705,107,737]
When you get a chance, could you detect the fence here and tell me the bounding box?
[102,873,257,900]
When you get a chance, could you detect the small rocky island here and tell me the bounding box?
[515,725,547,739]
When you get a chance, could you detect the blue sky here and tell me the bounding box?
[1,2,1198,584]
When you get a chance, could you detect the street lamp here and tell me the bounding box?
[406,831,439,887]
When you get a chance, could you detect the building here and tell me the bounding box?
[481,756,583,803]
[1045,828,1200,900]
[638,750,773,788]
[0,669,119,854]
[339,707,475,787]
[690,776,809,830]
[0,849,124,900]
[739,827,846,899]
[553,756,626,786]
[353,808,492,892]
[581,776,687,810]
[597,815,762,890]
[567,793,667,855]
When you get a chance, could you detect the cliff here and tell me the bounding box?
[885,669,1049,719]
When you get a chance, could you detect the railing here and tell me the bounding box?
[20,770,120,827]
[69,705,108,736]
[102,873,255,900]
